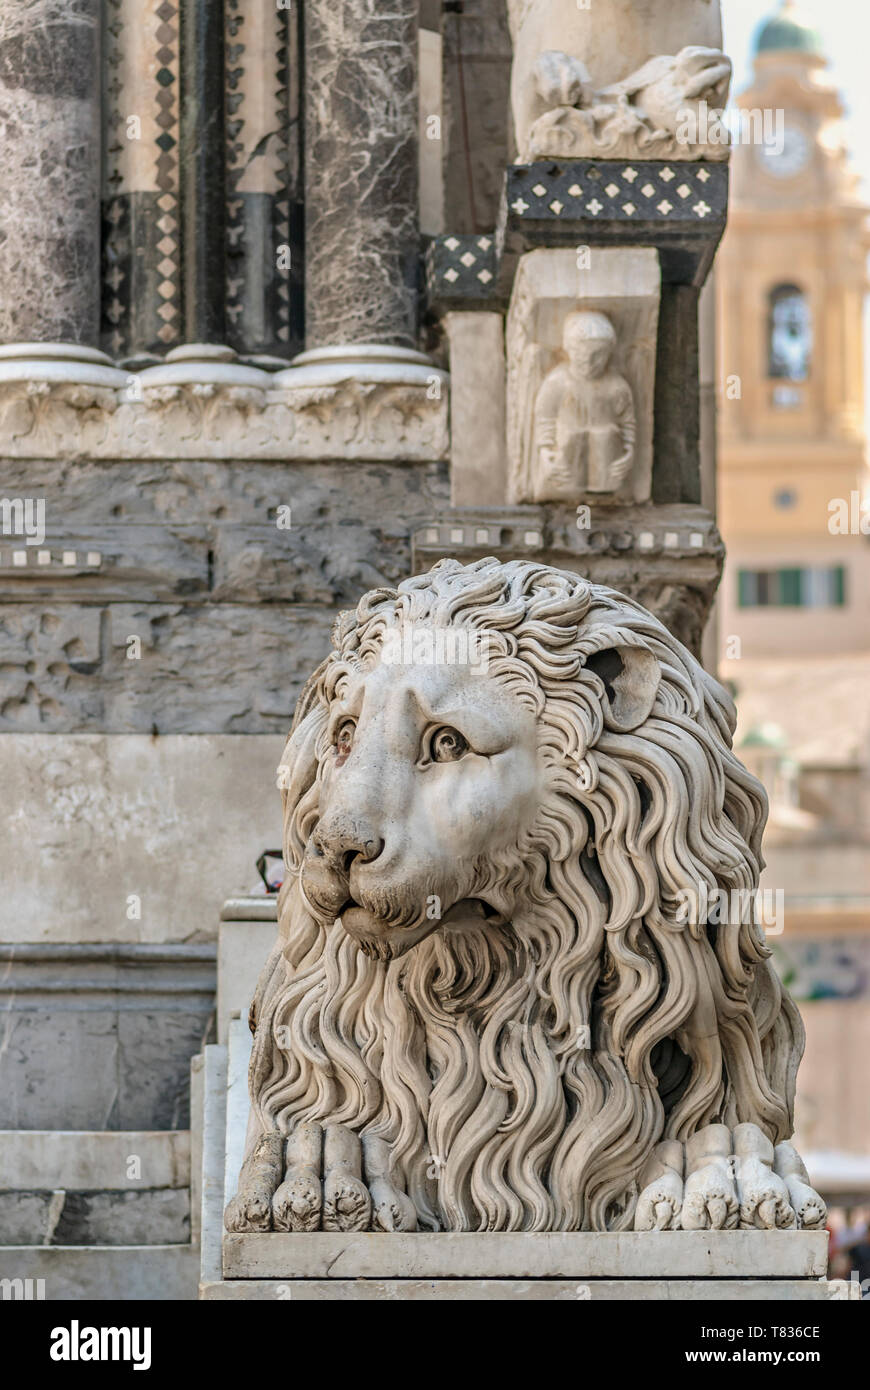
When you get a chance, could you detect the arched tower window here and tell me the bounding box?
[768,284,812,381]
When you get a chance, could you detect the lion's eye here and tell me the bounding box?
[430,726,469,763]
[334,719,356,758]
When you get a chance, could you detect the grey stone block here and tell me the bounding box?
[0,733,284,945]
[0,525,209,603]
[0,602,335,733]
[0,1130,189,1190]
[0,458,449,529]
[0,1244,199,1300]
[0,945,216,1131]
[0,457,450,734]
[0,1189,189,1247]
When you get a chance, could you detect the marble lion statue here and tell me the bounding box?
[226,558,824,1235]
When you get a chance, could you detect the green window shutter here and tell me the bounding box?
[738,570,756,607]
[832,566,846,606]
[778,568,802,606]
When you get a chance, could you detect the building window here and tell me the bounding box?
[768,284,812,383]
[773,488,798,509]
[738,566,846,608]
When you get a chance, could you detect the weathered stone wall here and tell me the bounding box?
[0,459,449,732]
[0,453,448,1128]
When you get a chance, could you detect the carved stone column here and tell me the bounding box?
[303,0,419,349]
[0,0,101,344]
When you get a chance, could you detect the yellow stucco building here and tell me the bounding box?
[717,3,870,1190]
[718,0,870,658]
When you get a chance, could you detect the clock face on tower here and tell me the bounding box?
[757,124,811,179]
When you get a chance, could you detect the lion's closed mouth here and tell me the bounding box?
[337,896,506,960]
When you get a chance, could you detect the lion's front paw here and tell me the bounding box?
[634,1140,684,1230]
[734,1123,796,1230]
[680,1125,739,1231]
[272,1122,323,1232]
[774,1143,826,1230]
[321,1124,372,1232]
[268,1123,417,1232]
[224,1131,285,1232]
[364,1136,418,1232]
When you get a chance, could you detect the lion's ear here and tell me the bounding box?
[585,643,660,732]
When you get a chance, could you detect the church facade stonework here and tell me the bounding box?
[0,0,848,1304]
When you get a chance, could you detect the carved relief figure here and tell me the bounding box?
[533,310,635,501]
[225,557,824,1235]
[508,0,731,162]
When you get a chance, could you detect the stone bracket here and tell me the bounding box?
[424,161,728,316]
[499,159,728,290]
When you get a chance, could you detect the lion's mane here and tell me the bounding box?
[246,558,803,1232]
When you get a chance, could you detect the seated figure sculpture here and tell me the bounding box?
[225,557,825,1235]
[533,310,635,501]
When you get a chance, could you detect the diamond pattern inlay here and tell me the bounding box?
[102,0,181,355]
[426,232,499,302]
[506,159,727,228]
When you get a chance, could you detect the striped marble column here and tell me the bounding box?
[304,0,420,349]
[0,0,101,344]
[102,0,182,357]
[224,0,303,357]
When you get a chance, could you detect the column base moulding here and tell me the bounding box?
[0,344,448,462]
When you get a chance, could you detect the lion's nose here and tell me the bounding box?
[312,824,384,872]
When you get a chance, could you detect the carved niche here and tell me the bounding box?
[506,248,659,506]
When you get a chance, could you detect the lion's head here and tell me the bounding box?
[248,558,803,1232]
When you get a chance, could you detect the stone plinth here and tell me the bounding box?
[202,1276,848,1301]
[223,1229,828,1281]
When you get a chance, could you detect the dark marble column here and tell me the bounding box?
[180,0,226,343]
[0,0,101,344]
[652,285,701,505]
[304,0,419,349]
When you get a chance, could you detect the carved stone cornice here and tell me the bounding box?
[0,343,449,462]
